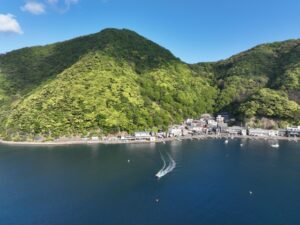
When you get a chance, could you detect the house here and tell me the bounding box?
[188,127,204,134]
[227,126,246,135]
[268,130,279,136]
[157,131,167,138]
[149,136,156,142]
[248,129,278,137]
[287,126,300,137]
[185,118,194,126]
[191,119,207,127]
[207,119,218,128]
[168,127,183,137]
[278,129,287,137]
[91,136,99,141]
[218,112,230,123]
[216,115,225,123]
[217,123,228,133]
[134,132,151,140]
[241,129,247,136]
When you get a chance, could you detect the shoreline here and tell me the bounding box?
[0,134,299,146]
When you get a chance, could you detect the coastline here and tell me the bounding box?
[0,134,299,146]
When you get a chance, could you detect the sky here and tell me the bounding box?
[1,0,300,63]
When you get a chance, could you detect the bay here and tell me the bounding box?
[0,139,300,225]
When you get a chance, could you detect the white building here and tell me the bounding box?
[216,115,225,123]
[207,119,218,127]
[149,136,156,142]
[91,136,99,141]
[287,126,300,136]
[185,118,194,126]
[190,126,204,134]
[134,132,151,139]
[157,132,167,138]
[191,119,207,127]
[248,129,278,137]
[287,126,300,132]
[227,126,246,135]
[168,128,182,137]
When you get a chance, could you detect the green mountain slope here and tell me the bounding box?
[0,29,216,140]
[0,28,300,140]
[192,39,300,124]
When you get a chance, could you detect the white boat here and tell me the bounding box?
[224,140,229,144]
[240,143,243,147]
[271,143,279,148]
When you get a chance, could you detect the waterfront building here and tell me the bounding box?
[216,115,225,123]
[168,127,183,137]
[134,132,151,140]
[287,126,300,137]
[248,128,279,137]
[91,136,99,141]
[227,126,247,136]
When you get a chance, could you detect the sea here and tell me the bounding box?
[0,138,300,225]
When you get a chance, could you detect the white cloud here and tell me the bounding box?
[0,14,23,34]
[47,0,59,4]
[64,0,79,9]
[47,0,79,13]
[21,2,46,15]
[48,0,57,3]
[65,0,79,4]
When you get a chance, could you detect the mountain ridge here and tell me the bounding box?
[0,28,299,140]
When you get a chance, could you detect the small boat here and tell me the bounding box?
[127,159,131,163]
[240,143,244,147]
[271,143,279,148]
[224,140,229,144]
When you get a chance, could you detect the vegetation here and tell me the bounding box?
[0,28,300,140]
[0,29,216,140]
[239,89,300,122]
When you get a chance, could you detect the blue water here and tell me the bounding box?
[0,139,300,225]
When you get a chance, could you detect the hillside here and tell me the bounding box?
[192,39,300,125]
[0,28,300,140]
[0,29,216,140]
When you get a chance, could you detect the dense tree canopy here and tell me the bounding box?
[0,29,300,140]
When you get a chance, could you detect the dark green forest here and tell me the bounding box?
[0,28,299,141]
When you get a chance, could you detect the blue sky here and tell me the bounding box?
[1,0,300,63]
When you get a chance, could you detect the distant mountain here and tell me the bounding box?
[192,39,300,125]
[0,28,299,141]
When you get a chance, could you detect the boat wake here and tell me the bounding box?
[155,150,176,179]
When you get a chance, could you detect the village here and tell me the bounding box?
[97,114,300,143]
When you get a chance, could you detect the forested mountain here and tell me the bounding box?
[0,28,299,140]
[192,39,300,125]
